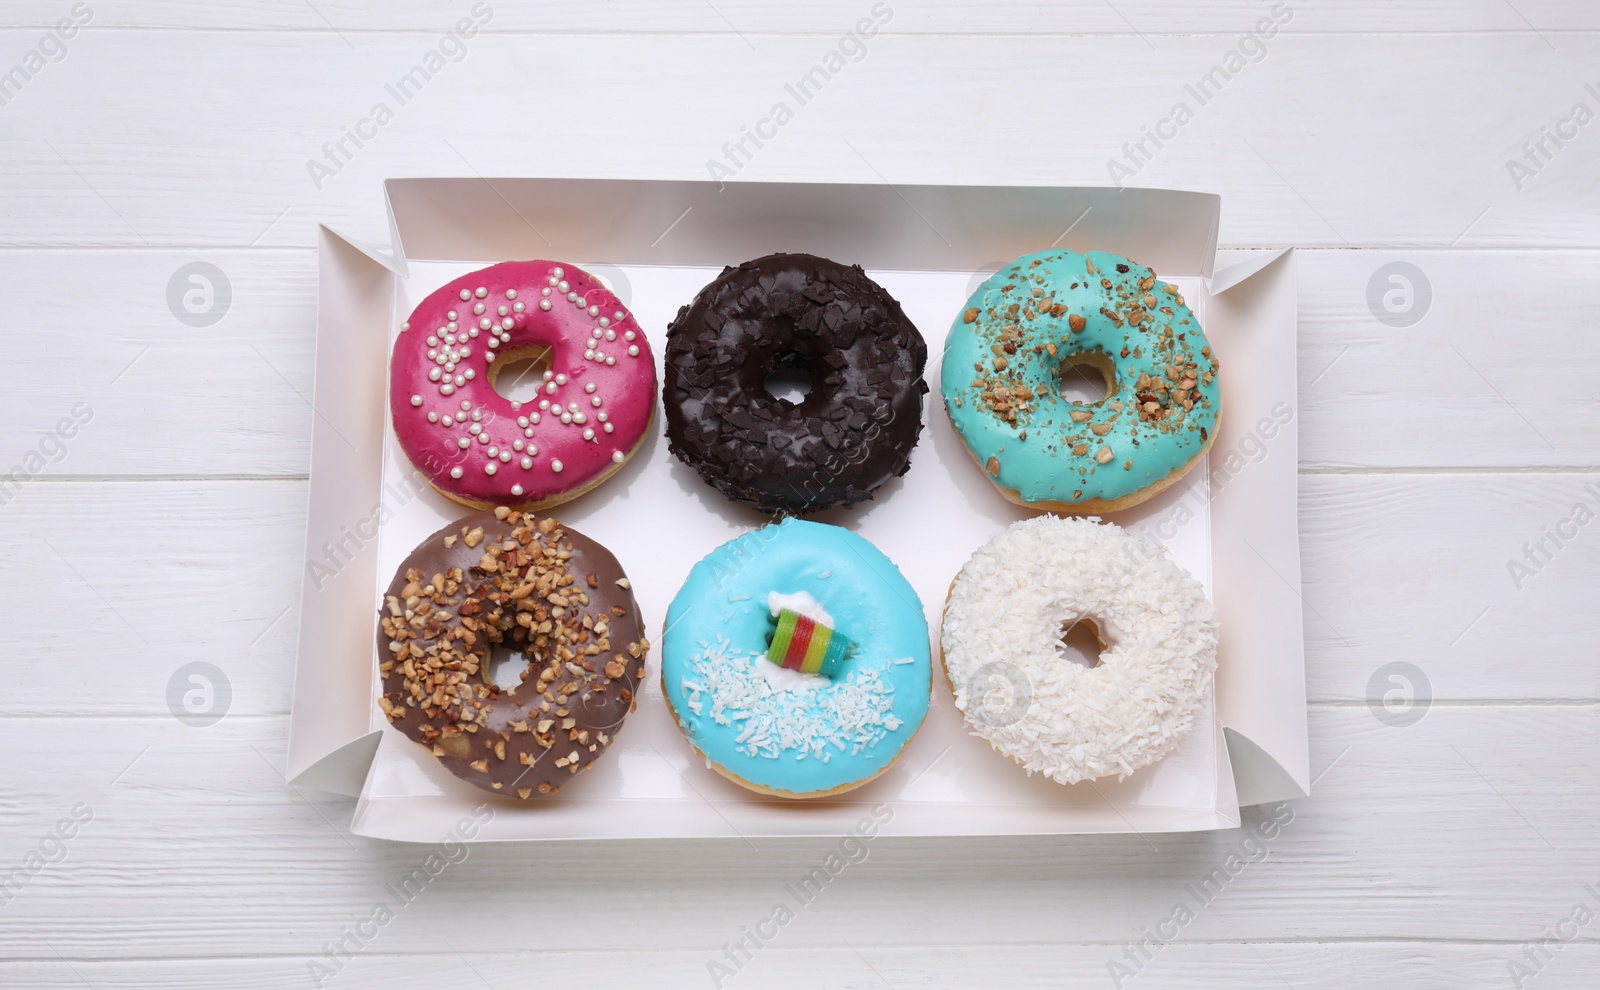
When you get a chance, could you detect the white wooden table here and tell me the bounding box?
[2,2,1596,986]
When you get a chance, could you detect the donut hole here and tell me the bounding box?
[1057,352,1116,405]
[487,644,536,693]
[1057,616,1110,669]
[762,357,816,405]
[488,345,554,405]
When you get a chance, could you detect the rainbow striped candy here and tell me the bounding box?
[766,609,851,677]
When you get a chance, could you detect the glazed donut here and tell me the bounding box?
[661,519,930,798]
[942,249,1220,513]
[941,515,1217,784]
[376,508,650,798]
[390,261,656,510]
[663,253,928,513]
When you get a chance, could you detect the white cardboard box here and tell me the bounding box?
[290,179,1307,841]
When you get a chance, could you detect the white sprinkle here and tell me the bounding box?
[464,369,476,380]
[591,396,602,407]
[558,280,569,292]
[599,317,610,328]
[627,345,639,357]
[502,317,514,329]
[514,301,526,313]
[459,289,471,301]
[573,412,587,424]
[442,414,454,426]
[583,428,595,440]
[555,373,568,385]
[517,416,529,428]
[584,382,597,393]
[474,287,487,298]
[605,329,616,341]
[679,640,901,761]
[551,459,564,473]
[606,356,616,365]
[453,375,464,386]
[597,412,608,422]
[521,456,533,469]
[545,382,557,394]
[511,484,523,496]
[613,311,624,320]
[426,336,438,346]
[410,394,422,407]
[506,289,518,300]
[612,451,625,463]
[566,291,579,302]
[497,305,508,316]
[603,422,614,433]
[458,438,471,449]
[461,400,471,410]
[450,466,463,479]
[441,384,455,395]
[624,330,636,341]
[588,305,599,317]
[427,411,438,423]
[469,423,482,435]
[473,302,485,315]
[401,321,410,332]
[447,311,458,320]
[553,266,565,278]
[513,440,524,451]
[539,299,552,311]
[499,450,512,463]
[429,368,442,382]
[485,462,497,474]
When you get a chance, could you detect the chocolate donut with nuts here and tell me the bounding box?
[376,509,648,798]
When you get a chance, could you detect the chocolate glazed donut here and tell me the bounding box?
[377,509,649,799]
[663,253,928,513]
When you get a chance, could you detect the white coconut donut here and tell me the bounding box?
[941,516,1217,784]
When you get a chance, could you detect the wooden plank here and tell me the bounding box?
[3,943,1598,990]
[5,1,1600,33]
[0,248,1594,478]
[0,31,1595,249]
[0,707,1593,959]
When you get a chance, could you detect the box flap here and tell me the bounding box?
[384,179,1221,277]
[1204,249,1311,804]
[287,227,395,793]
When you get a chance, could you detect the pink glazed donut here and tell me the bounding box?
[390,261,657,509]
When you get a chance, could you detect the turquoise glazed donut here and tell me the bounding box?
[941,249,1221,513]
[661,519,930,798]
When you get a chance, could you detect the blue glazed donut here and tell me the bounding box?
[942,249,1221,513]
[661,519,931,798]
